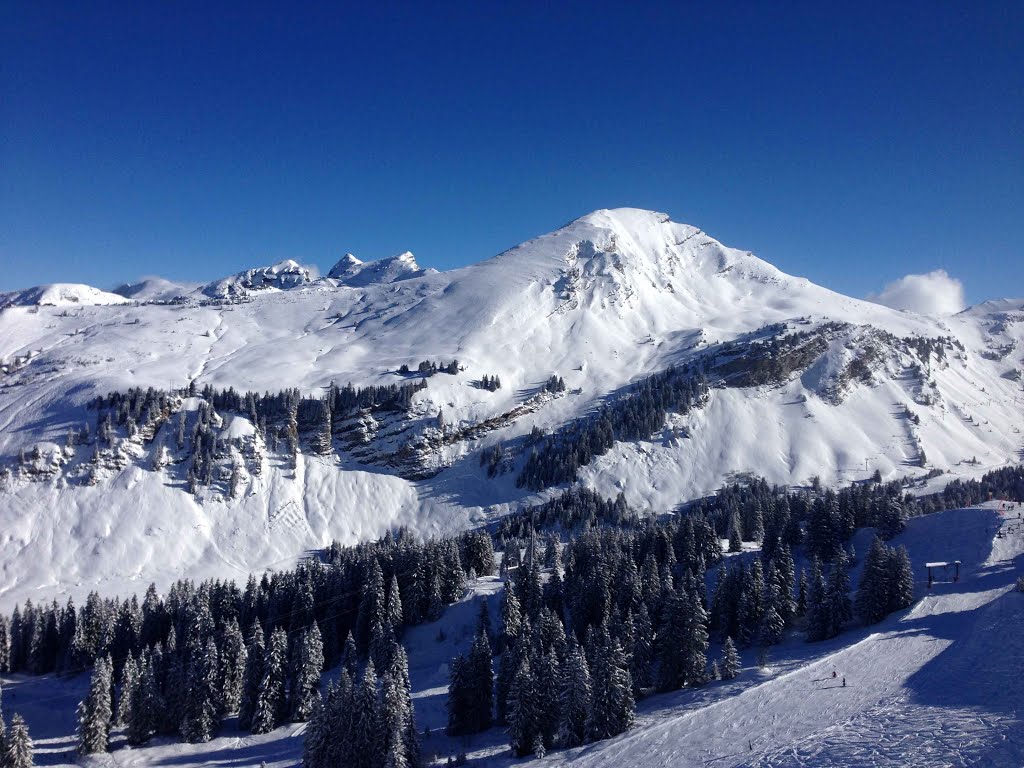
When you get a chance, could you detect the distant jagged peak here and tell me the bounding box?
[112,276,199,303]
[327,253,363,278]
[0,282,132,308]
[328,250,435,287]
[957,298,1024,317]
[201,258,314,299]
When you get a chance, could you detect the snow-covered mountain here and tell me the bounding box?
[0,283,132,308]
[1,208,1022,608]
[199,257,315,299]
[327,251,436,286]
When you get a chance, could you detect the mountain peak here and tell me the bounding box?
[201,259,313,299]
[328,251,434,287]
[0,283,132,308]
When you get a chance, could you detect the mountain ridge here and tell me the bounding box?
[1,207,1022,609]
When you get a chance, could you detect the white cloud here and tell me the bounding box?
[867,269,966,315]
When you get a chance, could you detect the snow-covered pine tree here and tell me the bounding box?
[806,499,837,561]
[507,655,538,757]
[683,587,709,687]
[888,545,914,612]
[586,630,635,742]
[237,620,266,731]
[447,654,470,736]
[302,685,329,768]
[341,630,359,680]
[369,614,394,672]
[825,548,853,638]
[387,644,420,768]
[351,662,382,768]
[721,636,740,680]
[804,557,830,642]
[655,589,686,692]
[759,571,786,646]
[500,589,521,652]
[356,559,386,655]
[439,539,467,604]
[855,536,891,625]
[250,628,288,734]
[879,496,907,540]
[289,622,324,722]
[775,545,797,625]
[181,636,221,743]
[796,568,808,618]
[77,656,113,754]
[534,647,561,749]
[4,713,33,768]
[385,575,404,636]
[630,604,654,694]
[324,669,355,768]
[219,616,247,714]
[557,642,591,747]
[115,653,139,726]
[161,643,188,734]
[380,669,411,768]
[0,616,10,673]
[126,653,162,745]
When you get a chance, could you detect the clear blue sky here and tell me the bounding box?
[2,2,1021,302]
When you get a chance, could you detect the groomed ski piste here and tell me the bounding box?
[3,500,1021,767]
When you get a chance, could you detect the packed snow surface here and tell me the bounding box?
[1,208,1023,609]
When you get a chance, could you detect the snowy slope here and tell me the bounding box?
[1,208,1023,609]
[112,276,200,302]
[3,502,1022,767]
[512,502,1024,768]
[0,283,132,308]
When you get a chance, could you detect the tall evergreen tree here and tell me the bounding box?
[586,631,635,742]
[630,605,654,694]
[351,662,382,768]
[387,644,420,768]
[290,622,324,722]
[655,590,687,692]
[356,559,386,655]
[127,654,162,745]
[825,548,853,638]
[888,545,914,612]
[237,620,266,731]
[250,628,288,734]
[500,589,522,652]
[115,653,139,726]
[720,636,740,680]
[4,713,33,768]
[507,656,538,757]
[683,588,709,687]
[855,536,891,625]
[385,575,404,635]
[805,557,831,642]
[219,616,247,715]
[558,642,592,748]
[181,636,221,743]
[77,656,113,754]
[446,654,469,736]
